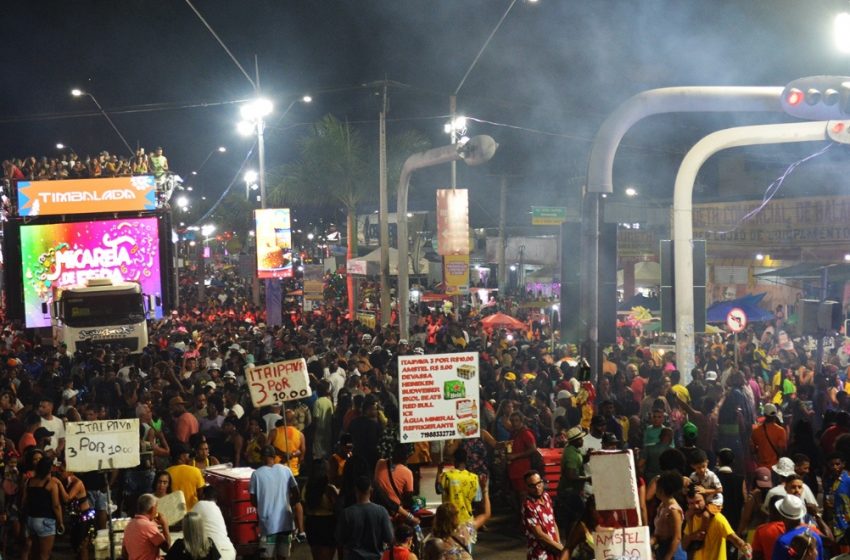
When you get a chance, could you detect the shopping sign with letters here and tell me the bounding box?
[246,358,312,407]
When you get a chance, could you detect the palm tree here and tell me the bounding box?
[268,114,429,320]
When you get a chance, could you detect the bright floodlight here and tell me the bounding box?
[56,143,65,149]
[240,98,274,120]
[201,224,216,237]
[217,146,227,152]
[71,88,84,97]
[625,187,637,197]
[307,233,315,240]
[454,116,467,130]
[176,196,189,208]
[244,170,258,184]
[845,254,850,261]
[836,12,850,53]
[237,120,255,136]
[302,95,312,103]
[510,265,517,271]
[756,253,764,260]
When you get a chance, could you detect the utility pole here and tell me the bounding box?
[379,82,391,327]
[498,175,508,292]
[449,95,458,190]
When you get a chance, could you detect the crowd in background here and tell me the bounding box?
[0,262,848,559]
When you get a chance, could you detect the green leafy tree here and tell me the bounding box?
[268,114,430,319]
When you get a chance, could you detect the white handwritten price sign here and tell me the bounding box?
[66,419,140,472]
[594,526,651,560]
[246,358,312,407]
[398,351,480,443]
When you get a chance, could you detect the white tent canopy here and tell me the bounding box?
[348,247,431,276]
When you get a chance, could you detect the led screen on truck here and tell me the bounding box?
[20,217,163,328]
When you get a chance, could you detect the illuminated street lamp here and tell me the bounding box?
[625,187,638,197]
[244,170,259,201]
[70,88,134,156]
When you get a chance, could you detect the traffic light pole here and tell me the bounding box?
[672,120,833,378]
[582,86,784,381]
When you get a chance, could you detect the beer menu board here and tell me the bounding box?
[398,351,480,442]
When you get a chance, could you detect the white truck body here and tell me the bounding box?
[48,278,153,353]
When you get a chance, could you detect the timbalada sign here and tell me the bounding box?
[16,176,157,216]
[36,189,137,203]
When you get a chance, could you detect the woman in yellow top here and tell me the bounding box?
[243,417,267,468]
[269,409,306,476]
[191,440,220,470]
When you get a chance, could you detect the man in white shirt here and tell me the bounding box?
[193,487,237,560]
[38,397,65,455]
[323,353,346,404]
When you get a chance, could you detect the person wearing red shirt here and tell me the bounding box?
[820,411,850,456]
[170,396,199,444]
[507,412,538,500]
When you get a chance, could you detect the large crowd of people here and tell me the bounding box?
[2,147,168,183]
[0,254,848,560]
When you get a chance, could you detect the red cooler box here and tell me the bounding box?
[205,466,258,545]
[205,466,254,503]
[539,447,563,500]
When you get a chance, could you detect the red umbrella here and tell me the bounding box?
[480,312,527,331]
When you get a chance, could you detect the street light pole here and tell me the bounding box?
[397,136,498,339]
[582,86,784,382]
[71,89,134,156]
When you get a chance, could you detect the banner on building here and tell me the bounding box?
[17,176,157,217]
[398,352,480,442]
[444,254,470,295]
[255,209,293,279]
[436,189,469,255]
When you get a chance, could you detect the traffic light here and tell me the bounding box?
[781,75,850,120]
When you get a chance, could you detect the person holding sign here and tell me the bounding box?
[269,409,305,477]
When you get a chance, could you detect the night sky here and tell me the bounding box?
[3,0,850,228]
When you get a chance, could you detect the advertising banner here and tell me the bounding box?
[20,217,163,328]
[246,358,312,407]
[255,209,293,279]
[398,351,480,442]
[66,419,140,472]
[444,254,469,295]
[303,264,324,300]
[436,189,469,255]
[17,176,157,217]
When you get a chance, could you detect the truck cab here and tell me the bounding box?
[46,278,156,353]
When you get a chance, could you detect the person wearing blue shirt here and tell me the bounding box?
[250,445,305,560]
[772,495,824,560]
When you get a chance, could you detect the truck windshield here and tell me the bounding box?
[62,293,145,327]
